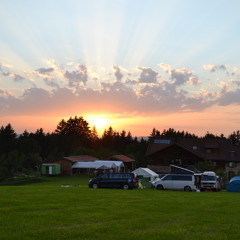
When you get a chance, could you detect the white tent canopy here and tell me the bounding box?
[95,160,124,172]
[72,161,117,170]
[132,168,159,181]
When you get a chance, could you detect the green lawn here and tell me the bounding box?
[0,175,239,240]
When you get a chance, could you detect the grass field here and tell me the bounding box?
[0,175,240,240]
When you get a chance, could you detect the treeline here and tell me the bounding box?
[0,116,148,180]
[0,115,240,180]
[151,127,240,142]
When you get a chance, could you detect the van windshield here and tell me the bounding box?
[202,175,215,181]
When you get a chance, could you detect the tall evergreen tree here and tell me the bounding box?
[0,123,17,155]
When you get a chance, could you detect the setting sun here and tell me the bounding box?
[86,115,111,133]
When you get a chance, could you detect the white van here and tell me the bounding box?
[152,174,196,191]
[199,171,221,191]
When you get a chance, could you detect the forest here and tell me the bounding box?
[0,115,240,180]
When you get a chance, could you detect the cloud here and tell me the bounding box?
[159,64,199,86]
[219,81,231,93]
[36,68,55,74]
[203,64,227,72]
[43,78,59,88]
[64,64,88,88]
[0,68,25,82]
[138,67,159,83]
[218,89,240,106]
[231,79,240,87]
[170,68,196,86]
[13,74,25,82]
[35,67,55,79]
[188,76,199,85]
[2,71,11,77]
[0,89,12,97]
[158,63,172,73]
[113,65,123,81]
[1,61,240,120]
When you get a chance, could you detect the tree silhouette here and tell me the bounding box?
[0,123,17,155]
[55,116,92,154]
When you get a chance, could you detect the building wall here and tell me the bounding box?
[148,145,203,167]
[225,162,240,179]
[54,159,72,175]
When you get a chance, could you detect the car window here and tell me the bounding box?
[163,175,172,181]
[172,175,192,181]
[101,173,109,179]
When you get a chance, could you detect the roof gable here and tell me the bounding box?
[108,155,135,162]
[64,155,98,163]
[146,137,240,162]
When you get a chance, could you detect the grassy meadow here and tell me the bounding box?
[0,175,240,240]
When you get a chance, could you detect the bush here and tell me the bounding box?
[0,167,9,181]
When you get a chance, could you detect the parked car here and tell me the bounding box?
[152,174,196,191]
[88,172,138,190]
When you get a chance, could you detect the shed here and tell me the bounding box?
[132,168,159,181]
[227,176,240,192]
[41,163,60,176]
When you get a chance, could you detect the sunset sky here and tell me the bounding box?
[1,0,240,137]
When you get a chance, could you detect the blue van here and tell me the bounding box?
[89,172,138,190]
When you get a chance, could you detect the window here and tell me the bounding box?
[230,151,235,157]
[228,162,237,168]
[109,173,118,178]
[101,173,109,179]
[206,149,212,154]
[202,176,216,181]
[162,175,172,181]
[193,146,197,150]
[154,139,171,144]
[172,175,192,181]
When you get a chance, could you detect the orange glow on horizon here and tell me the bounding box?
[2,104,240,138]
[85,114,112,135]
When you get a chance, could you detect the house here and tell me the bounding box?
[145,137,240,179]
[107,155,135,171]
[54,155,98,175]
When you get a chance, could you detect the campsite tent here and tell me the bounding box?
[132,168,159,181]
[72,161,117,170]
[72,160,125,174]
[95,160,125,172]
[227,176,240,192]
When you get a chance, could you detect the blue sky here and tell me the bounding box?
[0,0,240,136]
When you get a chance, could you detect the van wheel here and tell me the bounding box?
[92,183,98,189]
[156,184,164,190]
[184,186,191,192]
[123,184,129,190]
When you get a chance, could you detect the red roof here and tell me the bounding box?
[108,155,135,162]
[64,155,98,162]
